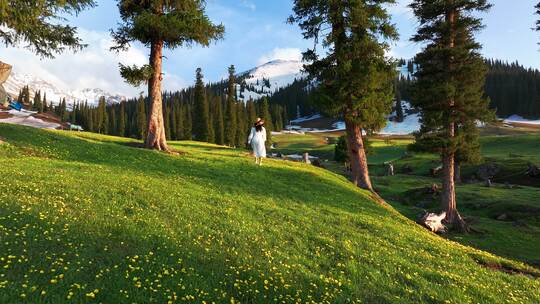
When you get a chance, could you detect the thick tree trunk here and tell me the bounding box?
[345,119,373,191]
[145,40,169,151]
[442,9,468,233]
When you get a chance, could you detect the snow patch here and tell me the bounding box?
[0,109,60,129]
[503,115,540,125]
[290,114,322,123]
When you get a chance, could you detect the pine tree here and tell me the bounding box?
[43,93,48,112]
[176,102,185,140]
[192,68,210,142]
[224,65,237,146]
[289,0,398,191]
[213,95,225,145]
[118,101,126,137]
[410,0,492,231]
[184,103,193,140]
[136,96,147,140]
[33,91,42,112]
[0,0,95,58]
[96,97,107,134]
[259,97,273,145]
[207,94,215,144]
[88,108,94,132]
[109,106,117,135]
[235,101,247,147]
[246,98,257,125]
[111,0,224,151]
[61,98,68,122]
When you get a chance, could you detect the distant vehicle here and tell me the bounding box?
[8,100,23,111]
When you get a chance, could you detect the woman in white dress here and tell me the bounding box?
[247,118,267,166]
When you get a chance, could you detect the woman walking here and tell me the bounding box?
[248,118,267,166]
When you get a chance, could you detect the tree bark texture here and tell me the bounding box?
[345,119,373,191]
[145,40,169,151]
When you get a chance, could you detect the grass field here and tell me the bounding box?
[0,123,539,303]
[272,129,540,269]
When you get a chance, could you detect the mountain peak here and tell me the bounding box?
[4,71,127,106]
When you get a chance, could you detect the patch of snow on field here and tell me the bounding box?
[379,113,421,135]
[503,115,540,125]
[0,109,60,129]
[290,114,322,123]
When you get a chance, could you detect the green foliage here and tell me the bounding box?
[258,97,273,144]
[118,64,154,87]
[410,0,494,155]
[111,0,224,86]
[0,0,95,58]
[289,0,398,132]
[334,135,349,163]
[536,2,540,32]
[213,96,224,145]
[136,96,147,139]
[224,65,237,146]
[192,68,210,142]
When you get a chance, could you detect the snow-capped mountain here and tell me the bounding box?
[236,59,306,101]
[4,71,127,106]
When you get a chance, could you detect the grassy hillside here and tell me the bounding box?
[273,131,540,269]
[0,124,539,303]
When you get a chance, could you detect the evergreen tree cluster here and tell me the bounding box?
[65,68,287,145]
[484,60,540,118]
[394,59,540,119]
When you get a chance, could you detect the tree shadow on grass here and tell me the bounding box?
[0,124,385,216]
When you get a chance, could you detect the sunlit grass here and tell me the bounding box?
[0,123,539,303]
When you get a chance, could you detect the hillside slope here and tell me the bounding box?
[0,124,538,303]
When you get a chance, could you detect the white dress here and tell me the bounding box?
[248,127,267,158]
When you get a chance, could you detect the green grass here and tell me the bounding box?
[272,131,540,270]
[272,133,338,160]
[0,123,539,303]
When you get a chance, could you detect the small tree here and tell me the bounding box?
[0,0,95,58]
[111,0,224,150]
[334,136,349,163]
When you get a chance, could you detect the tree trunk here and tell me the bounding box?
[442,9,468,233]
[145,40,169,151]
[345,119,373,191]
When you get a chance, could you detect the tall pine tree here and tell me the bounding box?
[290,0,398,191]
[136,96,147,140]
[192,68,210,142]
[213,95,225,145]
[111,0,224,151]
[410,0,492,231]
[224,65,237,146]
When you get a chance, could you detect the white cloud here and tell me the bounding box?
[0,28,186,97]
[386,0,413,17]
[257,47,303,65]
[240,0,256,11]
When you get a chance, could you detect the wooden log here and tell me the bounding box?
[418,212,447,233]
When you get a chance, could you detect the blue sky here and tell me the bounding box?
[2,0,539,96]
